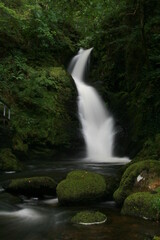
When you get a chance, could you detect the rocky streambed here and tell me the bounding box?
[0,156,160,240]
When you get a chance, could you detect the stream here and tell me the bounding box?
[0,155,160,240]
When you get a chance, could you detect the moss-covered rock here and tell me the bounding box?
[105,176,120,200]
[121,192,160,221]
[0,148,22,171]
[1,53,77,151]
[153,237,160,240]
[5,176,57,197]
[113,160,160,205]
[56,170,106,205]
[71,211,107,225]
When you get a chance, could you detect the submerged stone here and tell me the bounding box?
[113,160,160,205]
[121,192,160,221]
[0,192,22,205]
[0,148,22,171]
[0,192,22,211]
[71,211,107,225]
[5,176,57,197]
[56,170,106,205]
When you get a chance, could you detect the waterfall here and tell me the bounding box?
[69,48,130,163]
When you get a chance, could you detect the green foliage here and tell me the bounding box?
[155,187,160,194]
[136,134,160,160]
[153,237,160,240]
[71,210,107,224]
[0,0,76,59]
[0,0,159,156]
[0,51,77,149]
[56,170,106,205]
[5,176,57,197]
[121,192,160,221]
[0,0,79,151]
[0,148,22,171]
[86,0,160,157]
[12,135,28,153]
[113,160,160,205]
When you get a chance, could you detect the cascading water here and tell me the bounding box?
[69,48,130,163]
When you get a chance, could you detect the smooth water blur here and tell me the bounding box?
[69,49,130,163]
[0,157,160,240]
[1,200,160,240]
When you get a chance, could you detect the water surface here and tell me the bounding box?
[0,156,159,240]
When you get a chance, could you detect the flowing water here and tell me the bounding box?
[69,48,129,163]
[0,155,160,240]
[0,49,158,239]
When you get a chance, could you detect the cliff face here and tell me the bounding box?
[89,0,160,158]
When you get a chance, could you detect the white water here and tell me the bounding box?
[69,48,130,163]
[0,208,42,221]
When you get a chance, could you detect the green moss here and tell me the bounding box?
[12,135,28,154]
[56,170,106,205]
[104,176,120,200]
[10,65,76,148]
[71,211,107,224]
[5,176,57,197]
[136,134,160,160]
[155,187,160,194]
[153,237,160,240]
[0,148,22,171]
[121,192,160,221]
[0,52,77,151]
[113,160,160,205]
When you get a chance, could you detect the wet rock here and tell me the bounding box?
[0,148,22,171]
[5,176,57,197]
[56,170,106,205]
[105,175,120,200]
[0,192,21,211]
[71,211,107,225]
[0,192,22,205]
[121,192,160,221]
[113,160,160,205]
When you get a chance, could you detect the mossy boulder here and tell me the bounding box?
[71,211,107,225]
[5,176,57,197]
[56,170,106,205]
[121,192,160,221]
[153,237,160,240]
[113,160,160,205]
[0,148,22,171]
[105,176,120,200]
